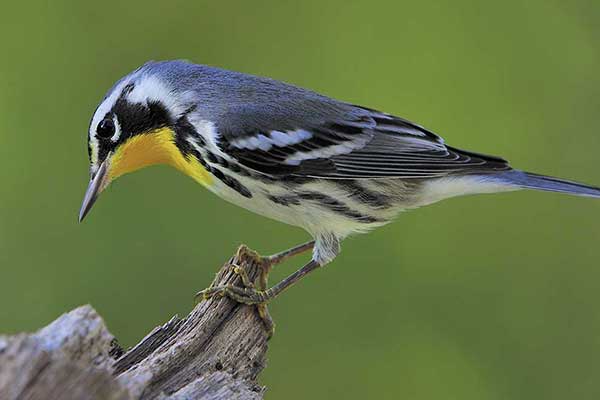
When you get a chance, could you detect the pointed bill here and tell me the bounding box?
[79,159,110,222]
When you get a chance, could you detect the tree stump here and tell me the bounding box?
[0,246,271,400]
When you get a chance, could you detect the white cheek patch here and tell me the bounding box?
[230,129,313,151]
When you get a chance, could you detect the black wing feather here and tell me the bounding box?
[218,107,510,179]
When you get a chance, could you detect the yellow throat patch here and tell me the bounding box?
[107,127,212,186]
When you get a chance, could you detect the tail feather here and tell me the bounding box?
[497,170,600,199]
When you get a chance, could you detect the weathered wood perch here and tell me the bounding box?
[0,246,272,400]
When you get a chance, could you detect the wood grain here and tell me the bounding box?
[0,246,270,400]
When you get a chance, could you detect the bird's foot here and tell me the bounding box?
[196,276,275,337]
[199,283,273,305]
[195,242,316,338]
[195,245,276,337]
[233,244,274,290]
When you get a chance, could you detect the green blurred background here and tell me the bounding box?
[1,1,599,399]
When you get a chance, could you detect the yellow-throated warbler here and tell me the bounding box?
[80,60,600,327]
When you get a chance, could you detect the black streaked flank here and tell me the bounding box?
[205,151,219,163]
[268,195,301,206]
[211,167,253,198]
[187,149,253,199]
[267,190,379,224]
[226,160,251,176]
[334,180,392,208]
[297,192,380,223]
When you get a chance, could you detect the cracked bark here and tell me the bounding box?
[0,246,270,400]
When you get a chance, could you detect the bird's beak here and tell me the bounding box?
[79,158,110,222]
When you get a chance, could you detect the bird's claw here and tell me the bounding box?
[195,242,315,337]
[234,245,273,289]
[195,253,275,337]
[198,284,269,304]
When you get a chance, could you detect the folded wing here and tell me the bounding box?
[217,105,510,179]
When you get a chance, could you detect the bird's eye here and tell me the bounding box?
[96,118,115,139]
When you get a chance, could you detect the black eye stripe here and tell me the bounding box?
[111,98,170,135]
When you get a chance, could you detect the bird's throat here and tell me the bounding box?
[108,127,213,186]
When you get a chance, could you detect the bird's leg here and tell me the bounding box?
[205,241,314,290]
[199,260,320,306]
[264,240,316,265]
[255,240,315,289]
[196,241,316,336]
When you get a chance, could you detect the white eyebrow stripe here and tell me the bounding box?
[229,129,314,150]
[90,78,133,138]
[126,74,187,118]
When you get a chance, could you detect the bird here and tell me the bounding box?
[80,60,600,332]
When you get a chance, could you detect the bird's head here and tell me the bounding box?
[79,61,213,222]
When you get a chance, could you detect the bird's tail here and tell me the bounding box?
[494,170,600,198]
